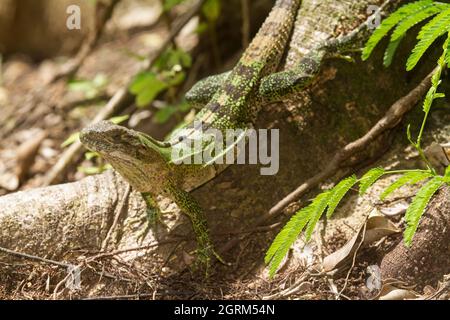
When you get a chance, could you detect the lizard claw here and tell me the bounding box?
[192,244,229,277]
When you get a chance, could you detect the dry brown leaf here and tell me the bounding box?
[378,284,419,300]
[323,210,400,272]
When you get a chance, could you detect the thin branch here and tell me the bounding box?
[0,246,71,268]
[337,218,367,299]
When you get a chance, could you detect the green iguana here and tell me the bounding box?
[80,0,387,271]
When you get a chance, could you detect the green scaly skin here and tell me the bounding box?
[189,2,389,104]
[80,0,301,273]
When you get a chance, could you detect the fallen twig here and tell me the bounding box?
[337,218,367,299]
[0,246,71,268]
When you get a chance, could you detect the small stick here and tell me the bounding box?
[0,246,71,268]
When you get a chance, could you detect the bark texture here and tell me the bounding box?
[0,171,147,259]
[381,186,450,289]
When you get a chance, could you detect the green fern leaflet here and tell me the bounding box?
[362,0,450,70]
[404,177,445,246]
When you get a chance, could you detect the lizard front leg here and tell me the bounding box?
[132,192,166,243]
[258,50,325,103]
[166,183,224,274]
[259,11,379,103]
[185,71,231,108]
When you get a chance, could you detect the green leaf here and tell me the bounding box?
[195,22,209,34]
[383,3,446,67]
[362,0,434,61]
[404,177,444,246]
[85,151,99,161]
[166,71,186,87]
[304,191,333,241]
[77,164,111,175]
[265,207,312,277]
[163,0,185,11]
[68,74,108,99]
[265,190,335,277]
[391,5,444,42]
[383,36,404,67]
[326,175,358,218]
[422,85,438,113]
[406,8,450,71]
[380,171,433,200]
[154,101,191,124]
[156,48,192,70]
[129,72,168,107]
[446,33,450,68]
[154,106,177,124]
[109,114,130,125]
[61,132,80,148]
[202,0,221,22]
[359,167,385,196]
[129,72,154,94]
[407,124,413,143]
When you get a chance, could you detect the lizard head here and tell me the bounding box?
[80,121,172,193]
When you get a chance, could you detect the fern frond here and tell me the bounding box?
[423,85,438,113]
[362,0,434,61]
[391,4,445,42]
[383,36,404,67]
[265,191,334,276]
[406,8,450,71]
[384,4,447,67]
[380,171,433,200]
[445,32,450,68]
[304,191,333,241]
[404,176,445,246]
[359,167,385,196]
[265,207,312,277]
[326,175,358,218]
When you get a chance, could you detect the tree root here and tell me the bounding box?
[381,186,450,290]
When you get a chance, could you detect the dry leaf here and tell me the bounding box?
[323,210,400,272]
[378,284,419,300]
[380,202,409,217]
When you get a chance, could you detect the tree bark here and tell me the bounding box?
[381,186,450,289]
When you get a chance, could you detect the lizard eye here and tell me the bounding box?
[110,131,123,140]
